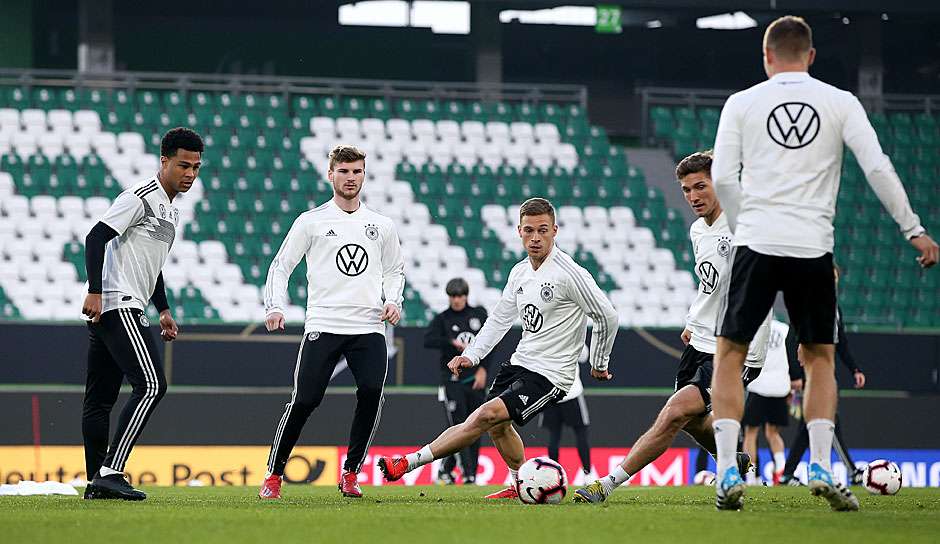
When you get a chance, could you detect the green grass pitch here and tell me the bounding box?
[3,485,939,543]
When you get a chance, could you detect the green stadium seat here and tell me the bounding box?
[31,87,59,109]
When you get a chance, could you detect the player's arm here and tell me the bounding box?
[454,275,518,376]
[834,307,864,388]
[680,224,698,346]
[474,308,491,390]
[82,192,143,322]
[263,216,310,331]
[380,221,405,325]
[745,310,773,366]
[784,324,804,389]
[150,272,178,342]
[842,95,938,268]
[567,266,619,381]
[711,94,745,231]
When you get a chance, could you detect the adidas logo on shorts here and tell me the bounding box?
[518,394,529,405]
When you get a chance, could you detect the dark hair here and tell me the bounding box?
[329,144,367,170]
[764,15,813,61]
[676,150,713,180]
[161,127,204,158]
[519,197,555,224]
[445,278,469,297]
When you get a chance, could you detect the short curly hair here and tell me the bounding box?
[161,127,204,158]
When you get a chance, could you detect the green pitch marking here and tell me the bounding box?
[2,486,938,544]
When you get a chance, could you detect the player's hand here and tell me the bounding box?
[910,234,939,269]
[447,356,474,377]
[853,371,866,389]
[82,293,102,323]
[591,368,613,381]
[381,303,401,325]
[159,310,178,342]
[265,312,286,332]
[472,367,487,390]
[680,328,691,346]
[791,378,804,391]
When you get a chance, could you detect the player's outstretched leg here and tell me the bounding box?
[483,420,524,499]
[801,344,858,511]
[378,398,511,483]
[575,385,753,504]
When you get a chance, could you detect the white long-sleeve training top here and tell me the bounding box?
[686,212,772,365]
[712,71,925,258]
[263,200,405,336]
[461,245,619,392]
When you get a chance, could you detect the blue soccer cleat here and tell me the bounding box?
[807,463,859,511]
[715,466,746,510]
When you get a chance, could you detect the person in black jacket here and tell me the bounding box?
[780,266,867,486]
[423,278,490,484]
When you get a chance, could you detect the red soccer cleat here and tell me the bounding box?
[339,471,362,498]
[484,485,519,499]
[258,474,282,499]
[377,455,409,482]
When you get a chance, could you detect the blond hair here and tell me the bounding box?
[328,144,367,171]
[764,15,813,61]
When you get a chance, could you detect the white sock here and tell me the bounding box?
[98,466,121,477]
[600,465,631,494]
[713,419,741,476]
[773,452,786,473]
[807,419,835,472]
[509,468,519,485]
[405,445,434,471]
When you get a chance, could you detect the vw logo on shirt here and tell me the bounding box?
[335,244,369,276]
[767,102,820,149]
[697,261,719,295]
[522,304,544,333]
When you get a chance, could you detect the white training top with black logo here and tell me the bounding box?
[263,200,405,336]
[461,245,618,393]
[686,212,772,365]
[88,178,179,314]
[712,71,925,258]
[746,320,791,397]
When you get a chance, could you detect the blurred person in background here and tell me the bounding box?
[742,319,792,485]
[424,277,491,484]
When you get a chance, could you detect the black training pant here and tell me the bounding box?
[82,308,167,479]
[267,332,387,475]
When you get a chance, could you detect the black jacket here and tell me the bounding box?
[424,305,491,383]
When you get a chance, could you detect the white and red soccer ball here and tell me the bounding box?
[517,457,568,504]
[862,459,902,495]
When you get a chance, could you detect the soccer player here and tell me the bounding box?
[258,145,405,500]
[710,15,938,511]
[573,151,769,504]
[376,198,618,499]
[742,319,791,486]
[423,277,491,484]
[81,127,203,500]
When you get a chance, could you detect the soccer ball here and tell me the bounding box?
[516,457,567,504]
[862,459,902,495]
[693,470,716,486]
